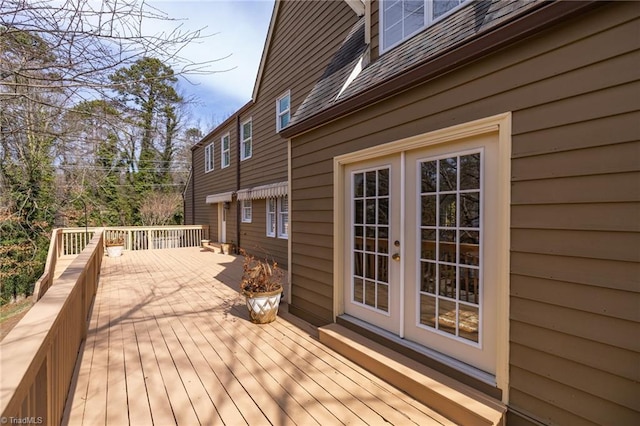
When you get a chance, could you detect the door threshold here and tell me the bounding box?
[319,322,506,425]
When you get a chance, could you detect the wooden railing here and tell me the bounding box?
[61,225,209,252]
[103,225,209,251]
[32,228,64,301]
[0,229,104,426]
[62,228,95,255]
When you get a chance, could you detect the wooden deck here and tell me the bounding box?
[63,248,452,426]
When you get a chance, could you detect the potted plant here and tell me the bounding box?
[105,235,125,257]
[239,249,283,324]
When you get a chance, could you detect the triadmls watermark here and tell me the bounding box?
[0,417,44,425]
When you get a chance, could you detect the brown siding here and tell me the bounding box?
[239,0,357,188]
[237,198,287,268]
[191,117,239,241]
[370,0,379,62]
[290,2,639,424]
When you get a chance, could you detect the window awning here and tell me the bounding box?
[236,182,287,201]
[205,191,233,204]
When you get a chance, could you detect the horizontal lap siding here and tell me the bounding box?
[192,120,238,235]
[233,0,356,265]
[290,2,640,424]
[239,0,357,188]
[239,199,287,268]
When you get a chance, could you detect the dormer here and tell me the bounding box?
[368,0,470,62]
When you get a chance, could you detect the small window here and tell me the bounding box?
[277,195,289,239]
[204,143,214,173]
[266,198,277,237]
[241,118,252,161]
[276,91,290,132]
[266,196,288,239]
[381,0,468,52]
[221,133,230,168]
[241,199,252,223]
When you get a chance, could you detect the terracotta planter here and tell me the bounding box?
[106,245,124,257]
[241,287,283,324]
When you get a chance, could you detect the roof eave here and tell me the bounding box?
[191,100,253,151]
[281,0,602,139]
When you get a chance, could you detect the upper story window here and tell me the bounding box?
[221,133,230,168]
[241,118,252,161]
[276,91,290,132]
[381,0,468,52]
[204,143,214,173]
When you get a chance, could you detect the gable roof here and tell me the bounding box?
[282,0,601,138]
[251,0,280,102]
[252,0,360,102]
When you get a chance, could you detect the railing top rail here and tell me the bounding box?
[0,228,105,417]
[32,228,63,301]
[62,225,208,232]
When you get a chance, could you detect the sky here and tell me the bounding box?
[146,1,275,131]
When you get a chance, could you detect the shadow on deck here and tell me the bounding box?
[63,247,450,426]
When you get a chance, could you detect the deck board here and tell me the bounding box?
[63,248,450,426]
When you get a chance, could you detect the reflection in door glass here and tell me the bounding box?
[418,152,481,343]
[352,167,391,313]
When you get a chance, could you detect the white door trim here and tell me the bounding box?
[332,112,511,402]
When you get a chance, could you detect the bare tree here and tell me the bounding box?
[139,191,182,226]
[0,0,222,99]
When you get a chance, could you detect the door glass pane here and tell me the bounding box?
[379,227,389,254]
[378,284,389,312]
[459,267,479,304]
[439,230,456,262]
[460,153,480,190]
[420,261,436,294]
[439,157,457,191]
[420,294,436,328]
[354,278,363,303]
[418,151,482,343]
[421,229,436,260]
[438,299,457,336]
[438,263,456,299]
[421,161,437,192]
[365,280,376,308]
[458,303,479,343]
[378,198,389,225]
[460,231,479,266]
[378,168,389,196]
[354,173,364,197]
[351,166,392,314]
[460,192,480,228]
[439,194,456,227]
[366,171,377,196]
[378,255,388,283]
[421,195,436,226]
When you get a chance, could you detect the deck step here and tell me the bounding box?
[318,323,506,426]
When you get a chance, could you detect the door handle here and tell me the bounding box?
[392,253,400,261]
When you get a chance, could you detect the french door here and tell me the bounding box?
[343,133,500,376]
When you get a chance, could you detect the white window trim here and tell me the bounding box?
[276,90,291,132]
[221,133,230,169]
[241,199,252,223]
[241,118,252,161]
[266,198,276,237]
[277,195,288,239]
[204,143,214,173]
[380,0,470,55]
